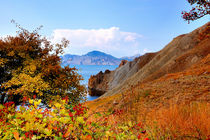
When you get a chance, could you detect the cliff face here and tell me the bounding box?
[119,60,128,67]
[86,52,210,117]
[88,53,157,96]
[88,70,113,96]
[88,22,210,97]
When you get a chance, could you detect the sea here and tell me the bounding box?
[62,65,118,101]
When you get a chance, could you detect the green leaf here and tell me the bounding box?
[76,117,84,123]
[54,136,62,140]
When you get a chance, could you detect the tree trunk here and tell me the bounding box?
[0,93,6,104]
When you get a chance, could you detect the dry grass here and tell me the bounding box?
[86,54,210,139]
[146,102,210,139]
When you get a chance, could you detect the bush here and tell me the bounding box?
[0,97,149,140]
[0,22,86,106]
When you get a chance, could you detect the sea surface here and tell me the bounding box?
[63,65,118,101]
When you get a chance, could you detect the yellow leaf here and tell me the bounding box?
[25,122,30,131]
[44,128,52,136]
[30,64,36,72]
[8,51,15,56]
[0,104,4,110]
[76,117,84,123]
[2,131,9,140]
[29,99,34,104]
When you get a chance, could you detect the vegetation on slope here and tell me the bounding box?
[86,24,210,139]
[86,54,210,139]
[0,16,209,140]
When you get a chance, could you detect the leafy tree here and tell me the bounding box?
[182,0,210,23]
[0,21,86,106]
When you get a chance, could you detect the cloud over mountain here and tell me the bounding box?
[50,27,143,58]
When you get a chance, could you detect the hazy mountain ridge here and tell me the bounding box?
[61,51,139,65]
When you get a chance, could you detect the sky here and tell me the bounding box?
[0,0,209,58]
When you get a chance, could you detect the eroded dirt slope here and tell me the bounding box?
[102,22,210,97]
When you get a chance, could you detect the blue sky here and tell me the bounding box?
[0,0,209,58]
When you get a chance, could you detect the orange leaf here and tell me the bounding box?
[13,131,20,140]
[63,131,70,138]
[86,135,92,140]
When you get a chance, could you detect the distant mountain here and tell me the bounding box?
[61,51,140,65]
[120,54,141,61]
[61,51,120,65]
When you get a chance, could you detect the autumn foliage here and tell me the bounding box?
[0,21,209,139]
[150,103,210,140]
[182,0,210,22]
[0,98,149,139]
[0,23,86,106]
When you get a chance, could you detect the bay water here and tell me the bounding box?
[64,65,118,101]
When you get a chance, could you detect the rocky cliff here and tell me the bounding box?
[88,22,210,97]
[88,70,113,96]
[88,53,157,96]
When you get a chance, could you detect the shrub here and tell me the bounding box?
[0,97,149,140]
[0,21,86,106]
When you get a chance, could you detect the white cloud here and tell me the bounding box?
[142,48,150,54]
[50,27,143,58]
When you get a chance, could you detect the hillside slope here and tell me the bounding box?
[88,53,157,96]
[86,53,210,137]
[86,52,210,108]
[88,22,210,97]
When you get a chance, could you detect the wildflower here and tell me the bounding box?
[69,112,73,117]
[141,130,146,134]
[138,134,141,139]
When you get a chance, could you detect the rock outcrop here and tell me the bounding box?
[88,22,210,97]
[88,70,113,96]
[119,60,128,67]
[88,53,157,96]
